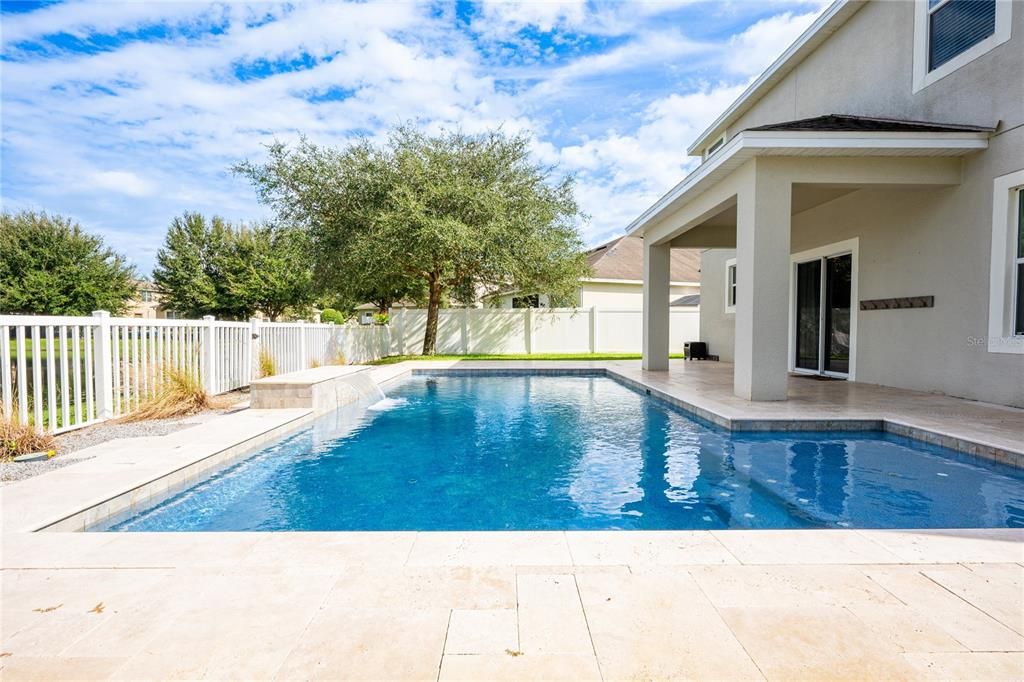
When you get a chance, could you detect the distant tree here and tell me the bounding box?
[152,212,223,318]
[224,223,315,321]
[153,212,315,320]
[0,211,136,315]
[235,125,589,354]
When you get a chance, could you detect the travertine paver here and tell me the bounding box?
[444,609,518,655]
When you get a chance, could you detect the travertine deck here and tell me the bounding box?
[2,360,1022,680]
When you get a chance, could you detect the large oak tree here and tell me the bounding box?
[235,126,589,354]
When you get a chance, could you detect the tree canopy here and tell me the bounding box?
[153,212,315,320]
[0,211,137,315]
[235,125,589,353]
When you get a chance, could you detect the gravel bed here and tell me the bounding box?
[1,396,248,485]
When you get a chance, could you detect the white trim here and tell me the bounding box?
[788,238,859,379]
[688,0,865,156]
[987,169,1024,354]
[627,129,989,236]
[912,0,1013,94]
[724,258,737,315]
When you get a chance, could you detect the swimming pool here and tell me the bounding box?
[98,374,1024,531]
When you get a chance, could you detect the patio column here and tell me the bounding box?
[734,163,791,400]
[642,238,671,370]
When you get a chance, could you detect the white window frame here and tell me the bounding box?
[703,133,727,161]
[913,0,1012,93]
[788,238,859,380]
[724,258,737,314]
[987,169,1024,354]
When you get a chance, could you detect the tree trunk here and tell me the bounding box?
[422,274,442,355]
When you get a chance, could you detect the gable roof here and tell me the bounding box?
[748,114,994,133]
[688,0,866,156]
[587,236,700,283]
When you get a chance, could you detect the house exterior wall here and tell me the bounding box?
[693,0,1024,407]
[578,281,699,309]
[722,1,1023,141]
[494,282,700,309]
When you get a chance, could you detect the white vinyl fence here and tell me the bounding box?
[2,312,391,434]
[391,307,700,356]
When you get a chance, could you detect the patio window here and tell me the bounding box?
[1016,188,1024,335]
[725,259,737,313]
[987,170,1024,354]
[927,0,996,70]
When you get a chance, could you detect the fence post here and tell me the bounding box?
[202,315,217,394]
[91,310,113,420]
[461,307,470,354]
[396,308,405,356]
[299,320,309,369]
[590,306,598,353]
[524,308,533,355]
[249,318,261,383]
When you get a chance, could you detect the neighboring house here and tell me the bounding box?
[629,0,1023,408]
[124,280,174,319]
[493,236,701,308]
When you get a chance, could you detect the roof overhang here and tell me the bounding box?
[687,0,866,156]
[627,129,990,237]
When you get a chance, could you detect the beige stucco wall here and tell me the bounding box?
[578,281,699,309]
[723,1,1023,141]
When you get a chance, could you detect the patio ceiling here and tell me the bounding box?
[627,128,990,240]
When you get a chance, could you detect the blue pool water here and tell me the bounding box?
[100,375,1024,531]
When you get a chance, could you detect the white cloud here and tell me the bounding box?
[89,171,157,198]
[724,10,821,77]
[1,1,826,270]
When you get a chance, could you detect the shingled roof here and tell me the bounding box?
[586,236,700,283]
[747,114,994,134]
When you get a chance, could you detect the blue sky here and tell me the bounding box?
[1,0,828,275]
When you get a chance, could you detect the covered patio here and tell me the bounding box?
[634,117,993,401]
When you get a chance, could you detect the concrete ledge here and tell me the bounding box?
[251,365,378,413]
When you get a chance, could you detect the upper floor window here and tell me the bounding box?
[928,0,996,70]
[913,0,1012,92]
[703,134,726,161]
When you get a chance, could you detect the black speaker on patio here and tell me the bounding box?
[684,341,707,360]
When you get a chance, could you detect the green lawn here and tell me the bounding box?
[367,352,685,365]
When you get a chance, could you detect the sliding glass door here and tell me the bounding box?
[794,253,852,377]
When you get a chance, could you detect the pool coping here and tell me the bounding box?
[0,359,1020,537]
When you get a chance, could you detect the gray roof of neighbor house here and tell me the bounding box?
[671,294,701,307]
[587,236,700,283]
[748,114,995,133]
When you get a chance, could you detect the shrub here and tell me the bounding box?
[0,411,57,460]
[258,348,277,377]
[320,308,346,325]
[373,312,389,325]
[118,367,211,422]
